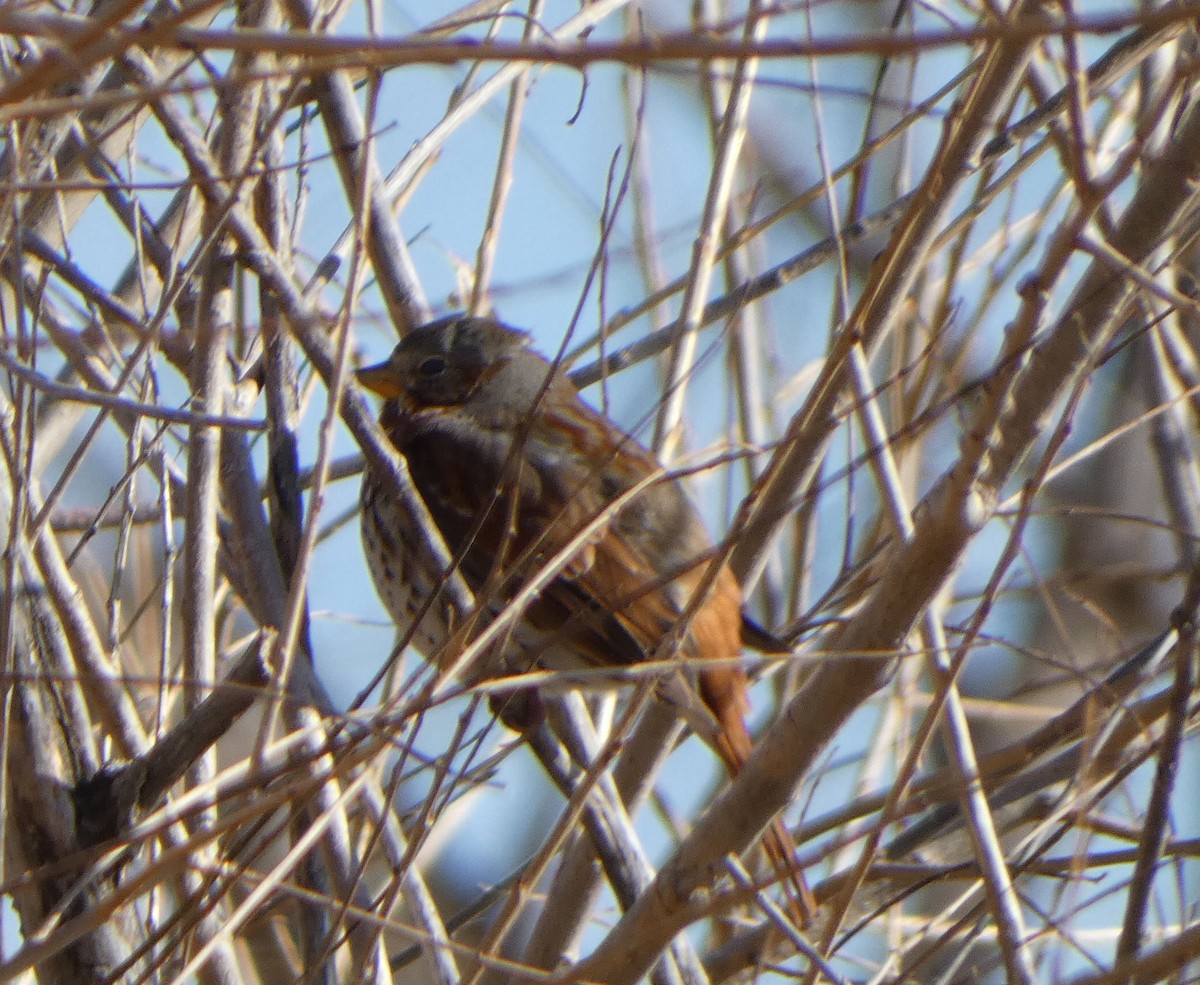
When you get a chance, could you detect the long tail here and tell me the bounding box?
[700,666,816,929]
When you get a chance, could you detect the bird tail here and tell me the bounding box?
[703,669,815,930]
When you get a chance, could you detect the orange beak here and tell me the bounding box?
[356,361,404,399]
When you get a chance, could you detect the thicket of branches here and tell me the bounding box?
[1,1,1198,983]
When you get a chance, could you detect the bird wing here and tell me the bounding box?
[393,404,648,668]
[394,395,731,672]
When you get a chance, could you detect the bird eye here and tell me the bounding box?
[417,356,447,376]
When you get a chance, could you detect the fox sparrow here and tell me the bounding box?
[357,314,812,923]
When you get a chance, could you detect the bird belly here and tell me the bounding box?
[360,470,454,655]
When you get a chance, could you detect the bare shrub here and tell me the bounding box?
[0,3,1196,984]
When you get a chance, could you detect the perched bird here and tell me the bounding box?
[357,313,811,924]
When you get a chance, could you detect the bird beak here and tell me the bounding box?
[356,361,404,399]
